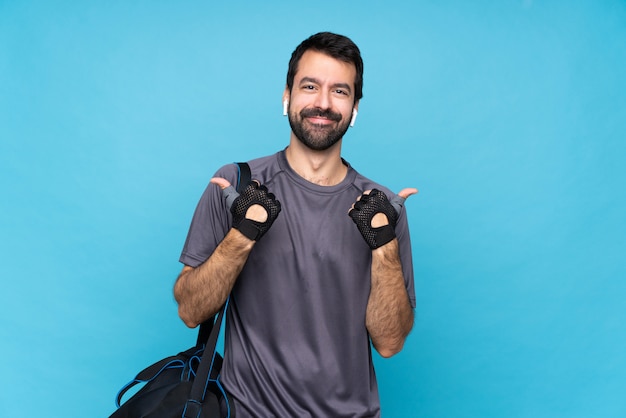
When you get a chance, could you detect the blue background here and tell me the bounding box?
[1,1,625,417]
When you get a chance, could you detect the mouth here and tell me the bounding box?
[306,116,335,126]
[300,108,342,125]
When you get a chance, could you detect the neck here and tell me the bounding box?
[285,137,347,186]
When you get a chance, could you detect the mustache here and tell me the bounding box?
[300,107,342,122]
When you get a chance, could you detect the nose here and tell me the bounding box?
[313,89,331,110]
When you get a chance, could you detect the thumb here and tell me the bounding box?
[211,177,239,209]
[390,187,418,214]
[398,187,418,199]
[210,177,232,190]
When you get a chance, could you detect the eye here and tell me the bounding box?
[334,89,348,96]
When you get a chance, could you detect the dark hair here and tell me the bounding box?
[286,32,364,102]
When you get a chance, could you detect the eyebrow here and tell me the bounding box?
[299,77,353,95]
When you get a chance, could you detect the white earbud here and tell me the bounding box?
[350,109,358,127]
[283,100,289,116]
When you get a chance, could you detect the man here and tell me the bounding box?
[174,32,417,417]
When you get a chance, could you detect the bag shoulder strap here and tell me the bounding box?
[195,161,250,347]
[236,161,251,192]
[186,298,230,409]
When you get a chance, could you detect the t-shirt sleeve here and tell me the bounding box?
[179,164,239,268]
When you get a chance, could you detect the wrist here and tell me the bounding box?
[372,237,398,256]
[226,228,257,249]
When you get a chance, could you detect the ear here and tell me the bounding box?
[350,101,360,127]
[283,87,290,116]
[350,109,358,127]
[282,87,291,104]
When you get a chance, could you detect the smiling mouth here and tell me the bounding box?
[306,116,335,125]
[300,108,342,123]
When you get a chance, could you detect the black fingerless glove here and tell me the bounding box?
[349,189,399,249]
[231,182,281,241]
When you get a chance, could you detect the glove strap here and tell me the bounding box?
[372,225,396,249]
[236,219,261,241]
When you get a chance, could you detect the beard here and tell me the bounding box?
[288,106,351,151]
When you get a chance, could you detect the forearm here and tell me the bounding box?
[174,229,255,328]
[366,239,414,358]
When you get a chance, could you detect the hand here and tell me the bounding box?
[349,188,417,249]
[211,177,281,241]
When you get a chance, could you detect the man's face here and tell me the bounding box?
[286,50,358,151]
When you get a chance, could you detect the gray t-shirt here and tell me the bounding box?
[180,150,415,417]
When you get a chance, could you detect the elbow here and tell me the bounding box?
[174,272,198,328]
[378,350,398,359]
[370,314,413,358]
[178,305,200,329]
[371,331,407,358]
[375,341,405,358]
[175,288,199,328]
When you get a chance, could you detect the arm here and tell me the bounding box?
[366,239,414,358]
[174,177,281,328]
[174,229,255,328]
[349,187,417,357]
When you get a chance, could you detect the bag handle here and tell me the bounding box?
[115,348,197,407]
[196,162,251,347]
